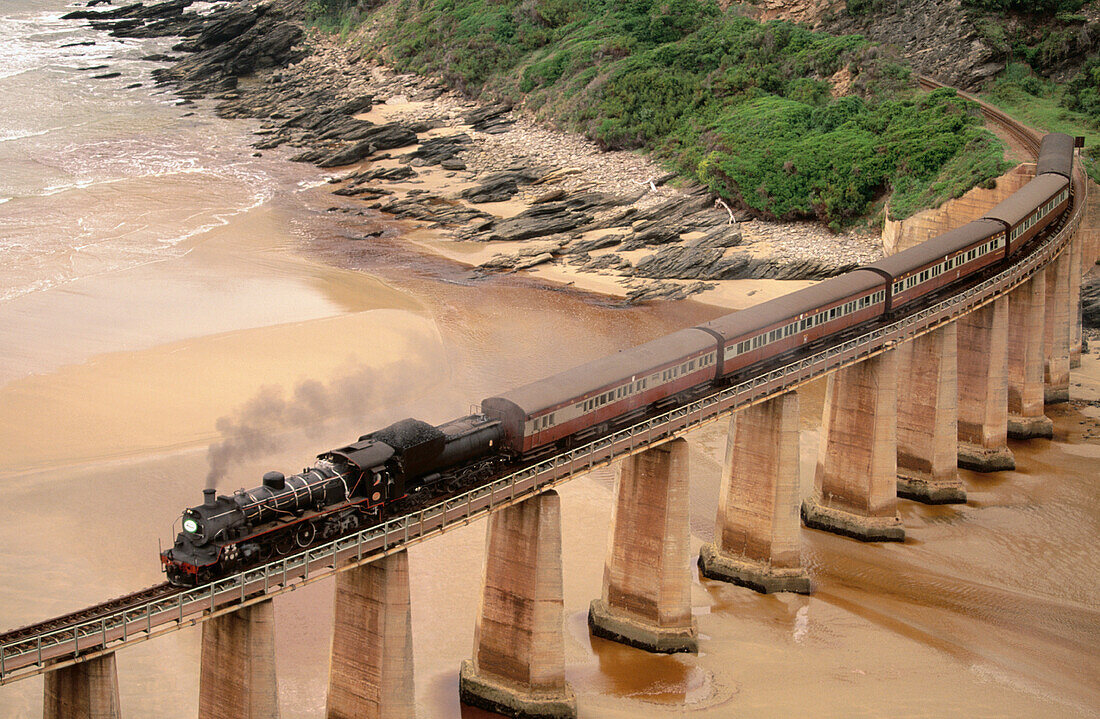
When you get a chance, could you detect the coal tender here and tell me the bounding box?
[162,415,504,585]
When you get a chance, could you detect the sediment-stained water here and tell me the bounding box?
[1,2,1098,717]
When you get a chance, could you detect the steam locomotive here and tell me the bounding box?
[162,133,1076,586]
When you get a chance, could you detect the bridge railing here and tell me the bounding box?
[0,164,1086,684]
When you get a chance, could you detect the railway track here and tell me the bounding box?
[916,75,1042,158]
[0,583,180,656]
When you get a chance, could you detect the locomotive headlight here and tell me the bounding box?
[182,518,199,534]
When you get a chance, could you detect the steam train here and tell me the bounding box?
[162,133,1076,586]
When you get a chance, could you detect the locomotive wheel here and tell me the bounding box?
[274,532,295,556]
[295,522,317,548]
[257,542,274,563]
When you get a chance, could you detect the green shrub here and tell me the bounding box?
[962,0,1086,14]
[685,89,1010,228]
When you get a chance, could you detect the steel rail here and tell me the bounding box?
[916,75,1042,157]
[0,86,1086,684]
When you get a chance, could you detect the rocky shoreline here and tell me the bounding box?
[63,0,883,304]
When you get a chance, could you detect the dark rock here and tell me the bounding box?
[125,82,142,88]
[615,186,728,250]
[440,158,466,171]
[577,254,631,272]
[174,7,257,52]
[93,72,122,79]
[532,188,566,204]
[626,281,715,304]
[150,4,306,98]
[141,53,176,62]
[460,168,539,203]
[253,133,289,150]
[568,233,624,255]
[336,95,374,115]
[1083,276,1100,329]
[90,17,143,31]
[483,204,594,242]
[401,134,471,167]
[77,64,109,71]
[464,104,513,133]
[311,123,418,168]
[63,2,142,20]
[690,222,742,248]
[333,186,394,200]
[289,146,334,164]
[633,246,729,280]
[355,166,417,183]
[61,40,96,47]
[634,246,854,281]
[378,195,493,226]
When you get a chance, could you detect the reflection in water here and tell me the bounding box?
[565,611,720,707]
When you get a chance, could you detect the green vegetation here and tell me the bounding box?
[983,63,1100,181]
[962,0,1086,13]
[317,0,1015,227]
[687,90,1010,223]
[306,0,369,36]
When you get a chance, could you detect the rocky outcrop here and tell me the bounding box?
[460,168,541,203]
[806,0,1094,90]
[634,245,855,282]
[1084,275,1100,330]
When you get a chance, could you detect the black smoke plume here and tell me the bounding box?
[204,357,436,490]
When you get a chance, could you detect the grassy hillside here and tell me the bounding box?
[311,0,1013,229]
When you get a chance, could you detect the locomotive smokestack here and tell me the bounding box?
[262,471,285,490]
[203,488,216,507]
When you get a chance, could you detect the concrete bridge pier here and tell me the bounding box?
[801,350,905,541]
[43,653,121,719]
[1045,249,1072,403]
[896,324,966,504]
[460,490,576,719]
[1008,273,1054,439]
[957,297,1015,472]
[326,550,415,719]
[698,392,810,593]
[198,599,280,719]
[1069,236,1083,369]
[589,439,697,653]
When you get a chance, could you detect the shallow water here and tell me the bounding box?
[0,2,1098,717]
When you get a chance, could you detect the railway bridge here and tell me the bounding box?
[0,93,1094,719]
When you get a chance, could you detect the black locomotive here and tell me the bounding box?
[162,415,504,585]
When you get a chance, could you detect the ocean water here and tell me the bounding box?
[0,0,299,303]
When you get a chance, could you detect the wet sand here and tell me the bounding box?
[1,137,1098,719]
